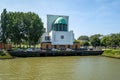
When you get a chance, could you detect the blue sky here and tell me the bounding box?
[0,0,120,39]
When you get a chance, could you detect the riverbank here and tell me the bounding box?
[102,49,120,59]
[0,50,13,59]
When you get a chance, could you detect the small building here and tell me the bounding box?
[0,42,12,49]
[41,14,80,50]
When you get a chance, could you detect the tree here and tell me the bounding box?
[22,12,44,48]
[80,41,89,46]
[101,36,107,47]
[0,9,45,48]
[100,33,120,48]
[90,34,101,47]
[78,35,89,41]
[27,12,44,47]
[78,35,89,47]
[0,24,2,41]
[1,9,8,49]
[108,33,120,47]
[118,33,120,47]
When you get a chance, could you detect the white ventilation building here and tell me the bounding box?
[41,15,79,49]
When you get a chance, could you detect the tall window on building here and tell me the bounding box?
[54,35,56,41]
[46,45,48,49]
[45,36,50,40]
[68,45,71,48]
[75,45,78,50]
[54,45,57,49]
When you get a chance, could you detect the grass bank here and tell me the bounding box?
[102,49,120,59]
[0,50,13,59]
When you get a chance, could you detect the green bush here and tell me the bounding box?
[0,51,6,56]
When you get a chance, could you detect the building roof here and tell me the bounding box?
[54,17,67,24]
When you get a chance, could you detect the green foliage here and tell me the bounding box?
[77,33,120,48]
[101,33,120,47]
[0,51,6,56]
[0,9,44,48]
[80,41,89,46]
[101,36,108,47]
[74,39,80,43]
[90,34,101,47]
[1,9,8,44]
[78,35,89,41]
[77,35,89,46]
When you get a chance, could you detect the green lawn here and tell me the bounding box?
[102,49,120,59]
[0,50,13,59]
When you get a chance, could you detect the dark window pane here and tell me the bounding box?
[61,35,64,39]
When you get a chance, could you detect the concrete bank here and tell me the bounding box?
[9,50,103,57]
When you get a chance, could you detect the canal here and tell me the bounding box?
[0,56,120,80]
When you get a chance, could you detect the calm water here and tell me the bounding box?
[0,56,120,80]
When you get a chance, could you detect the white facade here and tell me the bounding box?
[41,32,50,42]
[50,31,74,45]
[42,15,74,45]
